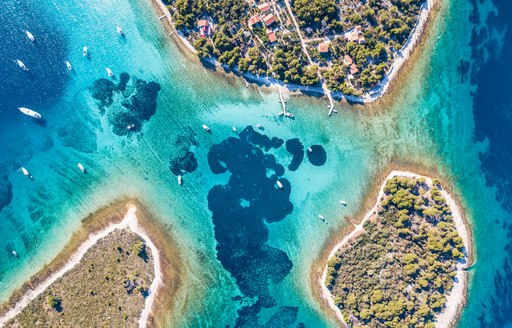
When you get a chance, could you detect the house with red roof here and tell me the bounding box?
[197,19,211,37]
[248,15,261,29]
[262,13,275,26]
[318,42,330,55]
[257,2,271,13]
[266,29,277,43]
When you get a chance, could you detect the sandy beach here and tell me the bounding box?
[151,0,436,105]
[319,170,472,328]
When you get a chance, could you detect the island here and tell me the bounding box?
[320,172,472,327]
[0,200,182,327]
[155,0,434,102]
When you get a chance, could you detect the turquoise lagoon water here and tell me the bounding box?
[0,0,511,326]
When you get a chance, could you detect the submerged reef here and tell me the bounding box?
[169,127,198,176]
[90,73,161,135]
[285,138,304,171]
[207,126,324,327]
[307,145,327,166]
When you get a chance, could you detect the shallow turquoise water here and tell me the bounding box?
[0,0,511,326]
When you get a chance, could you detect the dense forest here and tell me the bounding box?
[325,176,466,327]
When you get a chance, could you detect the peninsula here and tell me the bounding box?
[320,172,472,327]
[157,0,434,102]
[0,200,183,327]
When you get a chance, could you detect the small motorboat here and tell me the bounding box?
[178,175,182,185]
[318,215,327,224]
[232,126,237,133]
[26,30,35,42]
[65,61,72,70]
[202,124,211,132]
[16,60,28,71]
[255,124,264,130]
[83,46,88,56]
[19,107,42,119]
[12,250,18,257]
[77,163,86,173]
[127,124,135,130]
[340,200,347,206]
[117,26,123,35]
[106,68,113,77]
[308,147,313,152]
[19,167,33,179]
[276,180,283,189]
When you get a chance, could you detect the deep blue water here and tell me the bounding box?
[468,0,512,325]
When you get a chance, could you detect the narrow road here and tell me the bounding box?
[282,0,336,113]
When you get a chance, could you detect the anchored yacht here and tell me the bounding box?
[16,60,28,71]
[65,61,72,70]
[19,167,33,179]
[83,46,88,56]
[178,175,182,185]
[12,251,18,257]
[117,26,123,35]
[308,147,313,152]
[276,180,283,189]
[232,126,237,133]
[19,107,42,119]
[340,200,347,206]
[106,67,114,77]
[202,124,211,132]
[77,163,86,173]
[318,215,327,224]
[25,30,35,41]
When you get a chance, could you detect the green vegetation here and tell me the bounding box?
[325,176,465,327]
[8,229,154,327]
[169,0,426,95]
[46,294,61,311]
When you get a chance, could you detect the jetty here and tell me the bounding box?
[278,87,294,118]
[324,85,337,116]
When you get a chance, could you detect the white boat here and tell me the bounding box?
[77,163,86,173]
[202,124,211,132]
[65,61,72,70]
[276,180,283,189]
[19,107,42,119]
[255,124,264,130]
[232,126,237,133]
[16,60,28,71]
[106,68,114,77]
[83,46,88,56]
[308,147,313,152]
[26,30,35,42]
[12,250,18,257]
[178,175,182,185]
[340,200,347,206]
[127,124,135,130]
[318,215,327,223]
[117,26,123,35]
[284,112,294,118]
[19,167,33,179]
